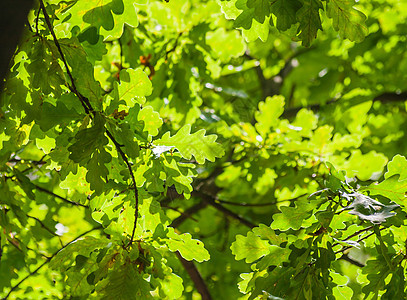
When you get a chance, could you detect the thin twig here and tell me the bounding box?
[192,191,256,229]
[162,205,199,223]
[39,0,91,114]
[26,214,59,236]
[334,231,378,255]
[165,32,183,61]
[331,225,373,248]
[170,201,208,228]
[32,183,88,208]
[39,0,140,244]
[216,193,307,207]
[106,130,139,247]
[35,5,41,34]
[3,226,102,300]
[339,254,365,267]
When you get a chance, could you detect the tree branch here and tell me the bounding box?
[282,92,407,119]
[3,226,102,300]
[339,254,365,268]
[216,193,307,207]
[26,214,59,237]
[32,183,88,208]
[192,191,256,229]
[175,251,212,300]
[170,201,208,228]
[40,0,140,246]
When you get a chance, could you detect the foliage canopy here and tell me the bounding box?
[1,0,407,299]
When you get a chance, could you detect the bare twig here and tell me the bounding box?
[170,201,208,228]
[331,225,373,248]
[339,254,365,268]
[282,92,407,119]
[32,183,88,208]
[216,193,307,207]
[192,191,256,229]
[26,214,59,236]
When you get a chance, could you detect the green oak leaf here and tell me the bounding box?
[58,38,103,110]
[271,200,317,231]
[256,245,291,269]
[165,228,210,262]
[271,0,302,31]
[106,120,139,159]
[343,150,388,181]
[66,253,99,296]
[219,0,270,42]
[13,169,36,200]
[99,263,153,299]
[158,273,184,299]
[296,0,323,47]
[382,266,405,299]
[62,0,141,40]
[385,155,407,181]
[86,145,112,194]
[255,95,285,136]
[361,175,407,206]
[252,224,288,245]
[206,28,246,63]
[326,0,368,42]
[116,68,152,107]
[231,231,271,263]
[155,124,225,164]
[49,236,109,272]
[361,258,391,298]
[246,0,271,24]
[68,113,107,163]
[138,106,163,137]
[37,101,82,132]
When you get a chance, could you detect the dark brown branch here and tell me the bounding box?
[192,191,256,229]
[165,32,183,61]
[170,201,208,228]
[169,202,212,299]
[162,205,199,223]
[282,92,407,119]
[216,193,307,207]
[339,254,365,268]
[332,225,373,248]
[175,251,212,300]
[3,226,102,300]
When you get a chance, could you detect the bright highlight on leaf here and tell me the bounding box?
[155,124,225,164]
